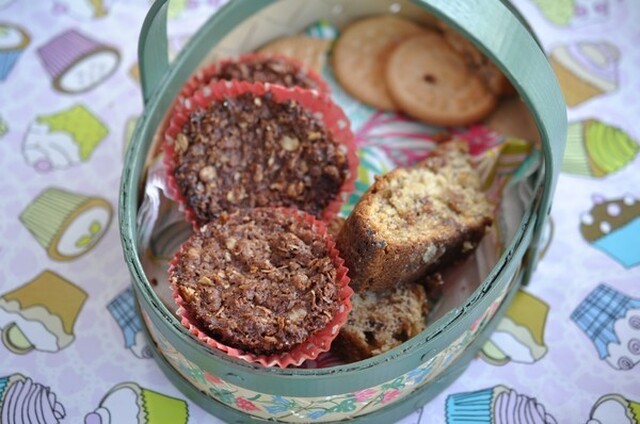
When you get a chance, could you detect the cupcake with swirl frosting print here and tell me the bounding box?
[0,373,66,423]
[549,41,619,107]
[446,385,557,423]
[562,119,638,178]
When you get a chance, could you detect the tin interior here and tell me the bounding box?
[130,0,543,376]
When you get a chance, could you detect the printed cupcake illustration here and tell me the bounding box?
[587,394,640,424]
[446,385,557,423]
[128,61,140,84]
[51,0,110,20]
[23,104,108,172]
[0,114,7,138]
[108,287,152,359]
[85,382,189,424]
[562,119,639,178]
[20,187,113,261]
[550,41,619,107]
[166,0,226,21]
[0,373,66,423]
[580,193,640,268]
[122,115,138,156]
[0,22,30,81]
[571,284,640,370]
[0,270,87,354]
[530,0,612,27]
[480,289,549,365]
[37,29,120,93]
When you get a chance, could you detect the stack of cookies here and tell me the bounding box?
[333,15,512,127]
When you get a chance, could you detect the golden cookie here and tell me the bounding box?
[385,32,497,127]
[258,35,331,74]
[438,21,514,96]
[332,15,425,110]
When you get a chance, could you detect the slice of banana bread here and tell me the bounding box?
[332,281,428,362]
[336,140,493,292]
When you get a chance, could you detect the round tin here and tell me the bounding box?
[120,1,567,422]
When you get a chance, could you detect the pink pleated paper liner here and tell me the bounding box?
[172,53,331,116]
[169,207,353,368]
[163,79,359,229]
[161,53,332,195]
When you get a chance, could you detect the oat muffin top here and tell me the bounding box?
[208,55,326,91]
[175,55,329,114]
[170,208,341,355]
[171,91,349,226]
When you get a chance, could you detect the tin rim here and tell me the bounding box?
[119,0,566,392]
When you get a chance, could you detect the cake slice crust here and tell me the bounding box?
[336,140,493,292]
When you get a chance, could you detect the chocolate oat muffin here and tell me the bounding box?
[176,53,329,105]
[170,207,352,364]
[165,80,356,227]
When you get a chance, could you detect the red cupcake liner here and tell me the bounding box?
[169,207,353,368]
[172,53,331,117]
[164,79,359,228]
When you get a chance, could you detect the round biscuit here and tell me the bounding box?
[385,32,497,127]
[438,21,514,96]
[258,36,331,74]
[332,15,425,110]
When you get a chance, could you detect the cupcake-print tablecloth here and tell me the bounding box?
[1,0,639,423]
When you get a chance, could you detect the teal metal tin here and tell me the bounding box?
[120,0,567,422]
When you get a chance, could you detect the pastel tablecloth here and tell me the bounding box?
[1,0,639,423]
